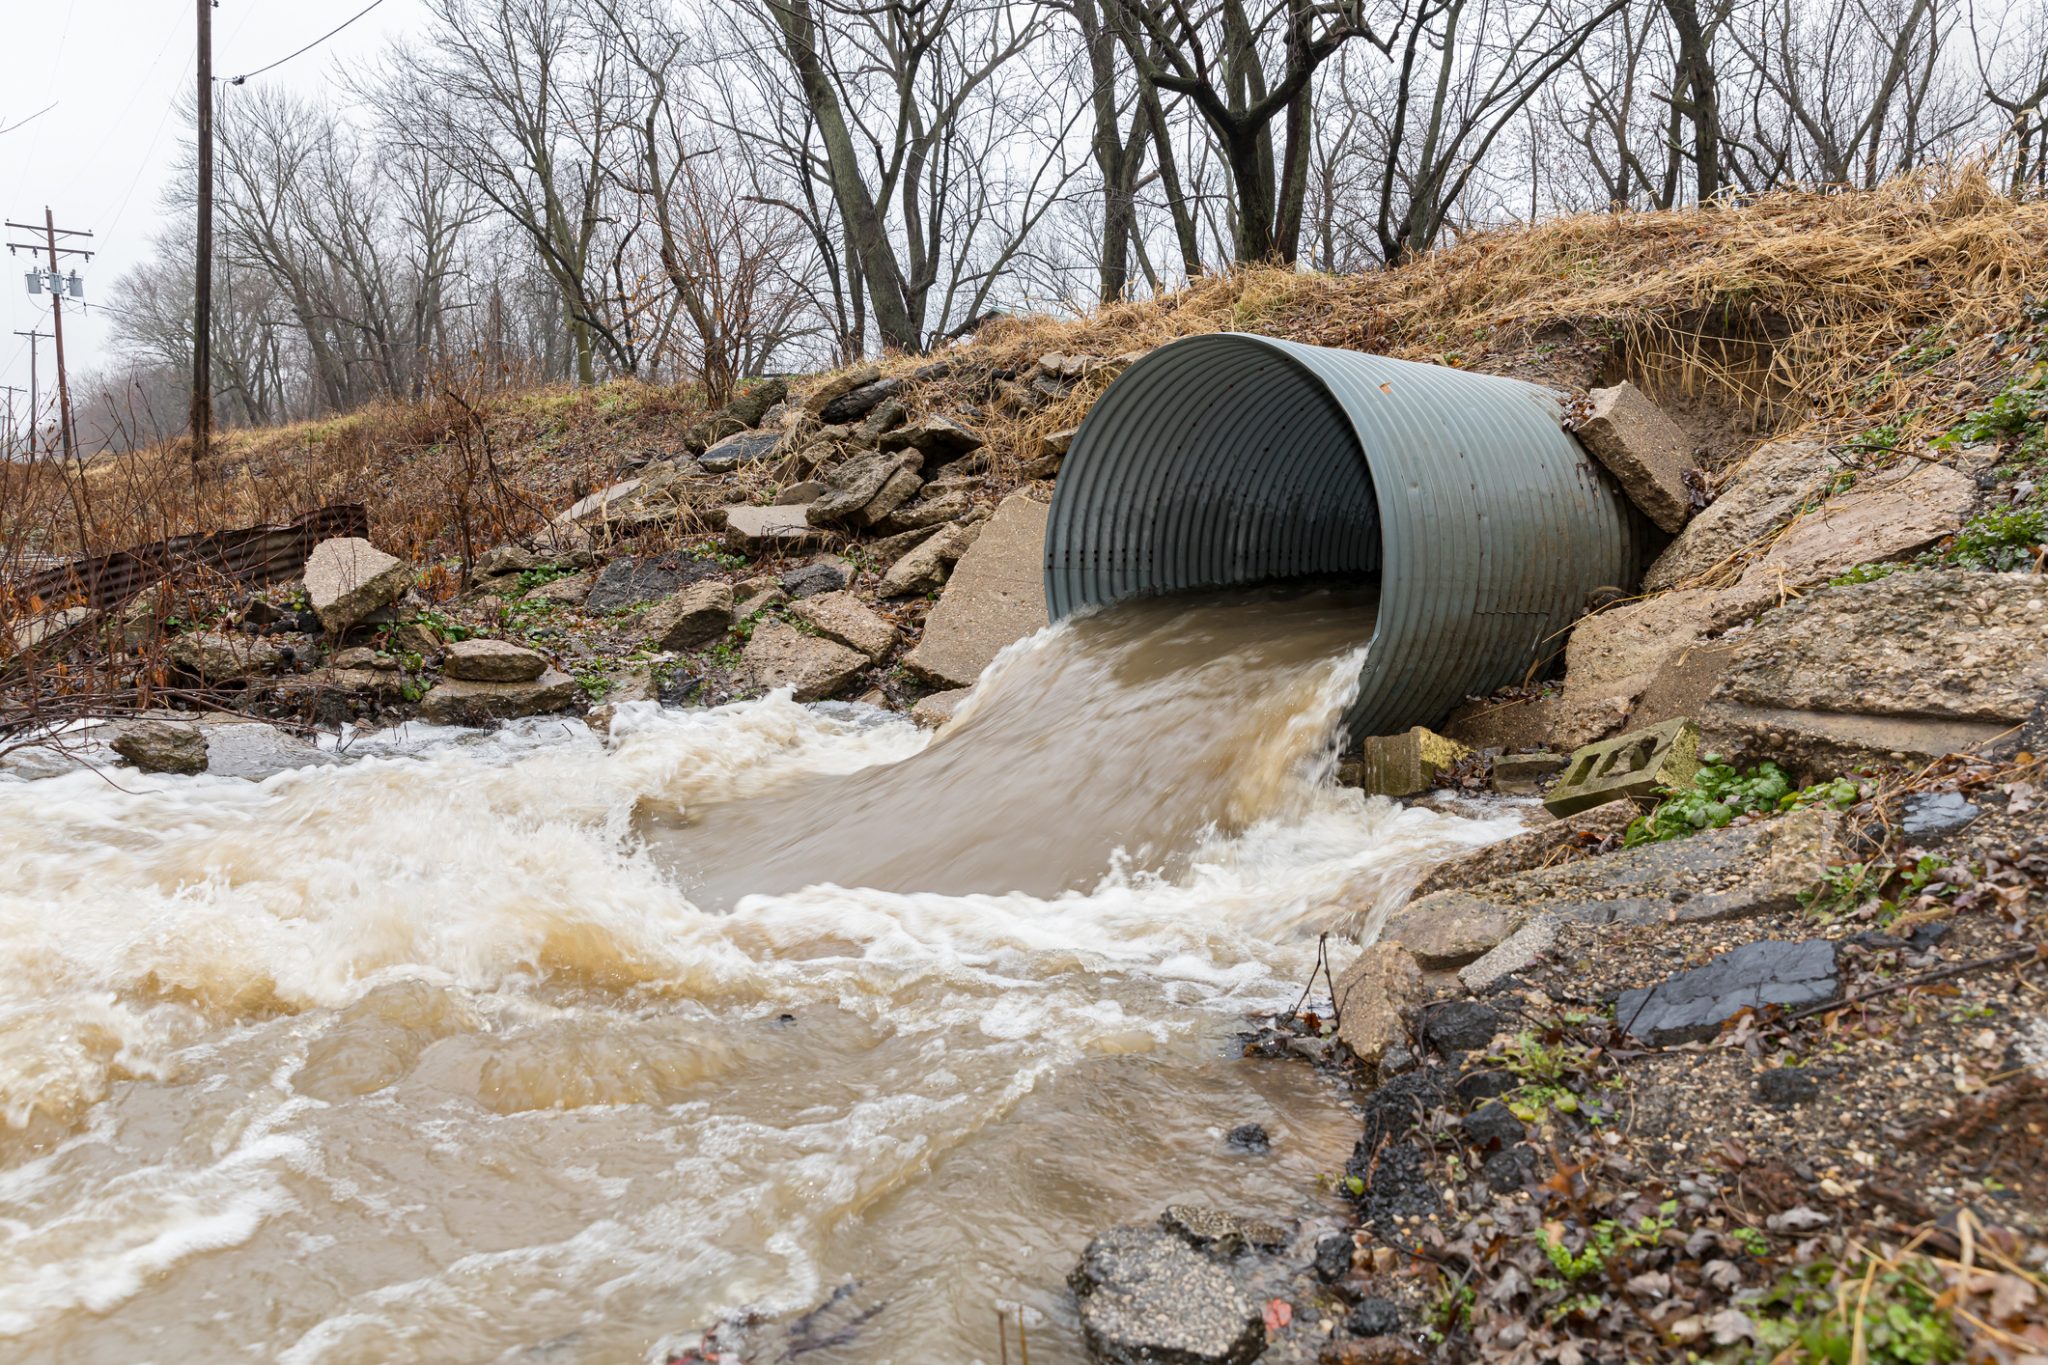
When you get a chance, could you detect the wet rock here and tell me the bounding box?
[1070,1226,1265,1365]
[901,493,1050,686]
[1419,1001,1502,1054]
[802,364,880,417]
[444,638,548,683]
[910,687,970,729]
[880,520,980,598]
[1347,1070,1452,1232]
[1901,791,1981,839]
[788,591,897,662]
[1161,1205,1287,1255]
[111,720,209,775]
[1704,571,2048,772]
[1616,939,1838,1045]
[1412,803,1633,900]
[200,719,337,779]
[643,581,735,652]
[418,669,581,725]
[879,414,985,467]
[1346,1298,1402,1338]
[1493,751,1565,793]
[1575,382,1699,532]
[1643,438,1833,591]
[724,505,826,554]
[817,377,904,425]
[1314,1232,1354,1283]
[303,537,412,634]
[329,645,398,671]
[1460,1100,1525,1150]
[1226,1123,1270,1154]
[1454,1070,1519,1106]
[1757,1067,1821,1106]
[1389,809,1841,961]
[583,553,722,614]
[1481,1145,1539,1193]
[699,430,783,473]
[742,619,867,701]
[1333,942,1424,1068]
[781,560,849,599]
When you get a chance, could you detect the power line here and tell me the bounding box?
[0,103,58,137]
[228,0,389,85]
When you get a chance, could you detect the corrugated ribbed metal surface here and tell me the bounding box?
[1044,334,1655,738]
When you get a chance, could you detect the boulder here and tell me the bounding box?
[879,414,985,467]
[168,631,290,682]
[699,430,783,473]
[901,494,1051,687]
[806,450,925,529]
[787,591,897,662]
[584,553,722,613]
[1643,439,1834,591]
[1703,570,2048,772]
[418,669,582,725]
[1159,1205,1287,1255]
[444,638,548,683]
[724,505,826,554]
[817,377,905,425]
[476,543,540,578]
[1617,939,1838,1045]
[1334,942,1425,1068]
[198,719,338,780]
[801,364,880,417]
[1069,1226,1265,1365]
[1574,382,1699,532]
[111,720,209,775]
[526,569,597,606]
[303,537,411,634]
[741,619,868,701]
[643,581,735,651]
[1382,807,1842,967]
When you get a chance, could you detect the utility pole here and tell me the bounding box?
[10,328,49,459]
[6,210,91,461]
[0,383,23,460]
[192,0,216,466]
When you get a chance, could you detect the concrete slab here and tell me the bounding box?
[902,494,1050,688]
[1576,382,1698,533]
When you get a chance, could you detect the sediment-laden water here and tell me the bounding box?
[0,587,1519,1363]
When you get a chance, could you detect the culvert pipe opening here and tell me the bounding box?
[1044,333,1657,739]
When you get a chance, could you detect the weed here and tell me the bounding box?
[1801,853,1965,925]
[1744,1255,1962,1364]
[1828,560,1904,587]
[1942,506,2046,571]
[514,563,577,592]
[1625,760,1861,847]
[1424,1275,1475,1341]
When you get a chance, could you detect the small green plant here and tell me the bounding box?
[1828,560,1904,587]
[1942,506,2046,571]
[1732,1225,1772,1257]
[682,540,750,571]
[1424,1274,1475,1341]
[514,562,576,592]
[1625,760,1861,847]
[1801,853,1965,926]
[1745,1256,1962,1364]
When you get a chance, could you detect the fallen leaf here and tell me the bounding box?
[1263,1299,1292,1333]
[1707,1308,1756,1345]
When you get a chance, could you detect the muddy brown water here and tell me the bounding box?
[0,586,1521,1363]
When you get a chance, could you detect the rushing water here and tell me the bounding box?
[0,587,1520,1363]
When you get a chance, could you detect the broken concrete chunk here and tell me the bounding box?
[724,505,826,554]
[901,494,1050,688]
[1617,939,1838,1045]
[1410,801,1634,901]
[788,590,897,662]
[780,559,848,599]
[443,638,548,683]
[1643,438,1832,591]
[168,631,289,682]
[1380,899,1523,970]
[910,687,971,729]
[303,537,411,634]
[643,581,735,652]
[879,521,980,598]
[806,450,925,529]
[741,619,867,701]
[801,364,880,416]
[1356,727,1471,797]
[1575,382,1699,533]
[584,553,722,614]
[879,414,985,467]
[699,430,782,473]
[1544,717,1700,818]
[1459,915,1561,994]
[1334,942,1425,1068]
[1069,1226,1265,1365]
[817,377,904,425]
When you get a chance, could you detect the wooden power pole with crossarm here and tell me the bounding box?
[6,209,92,461]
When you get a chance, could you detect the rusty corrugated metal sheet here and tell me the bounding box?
[21,505,370,610]
[1043,335,1656,738]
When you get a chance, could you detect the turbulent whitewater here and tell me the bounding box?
[0,587,1518,1363]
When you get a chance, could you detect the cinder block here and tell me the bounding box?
[1355,726,1472,797]
[1543,717,1700,817]
[1576,383,1698,533]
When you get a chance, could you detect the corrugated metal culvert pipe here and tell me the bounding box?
[1043,334,1658,739]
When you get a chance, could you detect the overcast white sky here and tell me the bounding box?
[2,0,431,423]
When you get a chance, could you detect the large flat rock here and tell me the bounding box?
[419,669,581,725]
[741,619,867,701]
[1617,939,1838,1044]
[1642,439,1830,591]
[1575,382,1698,532]
[303,537,410,634]
[902,494,1049,688]
[1382,808,1842,968]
